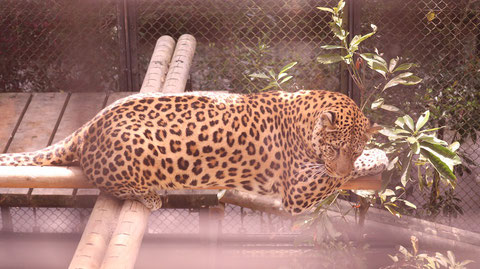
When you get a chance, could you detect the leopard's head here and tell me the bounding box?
[312,107,381,178]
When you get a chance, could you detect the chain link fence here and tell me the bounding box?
[0,0,479,234]
[0,0,123,93]
[358,0,480,232]
[136,0,340,93]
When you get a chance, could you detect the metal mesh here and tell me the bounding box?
[359,0,480,232]
[0,0,479,235]
[0,0,122,93]
[148,209,200,234]
[221,204,296,234]
[136,0,341,93]
[6,207,91,233]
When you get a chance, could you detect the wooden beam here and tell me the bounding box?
[140,36,175,93]
[0,192,218,208]
[100,34,195,269]
[0,165,382,190]
[68,195,122,269]
[162,34,197,93]
[69,34,178,269]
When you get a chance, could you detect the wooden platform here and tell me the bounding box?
[0,92,125,206]
[0,92,216,209]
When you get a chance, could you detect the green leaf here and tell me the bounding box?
[382,189,395,196]
[400,152,413,187]
[420,148,457,184]
[382,72,414,91]
[317,7,334,13]
[447,251,455,264]
[402,199,417,209]
[380,104,401,113]
[419,126,444,133]
[412,141,420,154]
[371,98,384,110]
[420,141,458,159]
[371,61,388,77]
[317,54,344,64]
[321,45,344,50]
[268,69,276,79]
[249,73,269,79]
[448,141,460,152]
[400,75,422,85]
[435,253,449,267]
[349,28,376,50]
[406,137,417,144]
[277,72,288,80]
[330,22,347,40]
[459,260,475,266]
[385,204,401,217]
[388,255,399,263]
[337,0,345,11]
[418,135,448,146]
[360,53,388,68]
[395,117,405,129]
[279,75,293,84]
[415,110,430,131]
[403,115,415,132]
[260,83,277,92]
[389,57,399,73]
[393,63,416,72]
[279,62,297,74]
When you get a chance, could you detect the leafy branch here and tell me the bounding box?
[317,0,422,111]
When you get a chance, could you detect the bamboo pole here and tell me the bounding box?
[0,165,382,190]
[162,34,196,93]
[68,195,122,269]
[69,35,177,269]
[99,200,151,269]
[100,34,196,269]
[140,36,176,93]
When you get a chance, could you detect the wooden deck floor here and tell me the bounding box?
[0,92,131,207]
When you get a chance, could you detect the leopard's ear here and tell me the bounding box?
[364,122,382,141]
[320,111,336,132]
[367,122,383,135]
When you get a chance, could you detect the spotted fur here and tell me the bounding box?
[0,90,380,214]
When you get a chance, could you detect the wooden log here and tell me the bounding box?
[100,34,196,269]
[0,165,381,191]
[68,195,122,269]
[0,192,218,208]
[70,35,181,269]
[100,201,151,269]
[0,166,93,188]
[140,36,176,93]
[162,34,196,93]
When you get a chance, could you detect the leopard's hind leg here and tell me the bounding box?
[134,191,163,211]
[102,188,163,211]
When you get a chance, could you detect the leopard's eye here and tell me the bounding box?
[325,146,340,158]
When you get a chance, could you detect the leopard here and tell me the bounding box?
[0,90,381,215]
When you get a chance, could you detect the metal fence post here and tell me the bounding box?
[116,0,139,92]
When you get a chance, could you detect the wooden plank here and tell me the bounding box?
[1,93,68,195]
[0,193,218,209]
[0,93,31,152]
[51,92,107,144]
[33,92,107,196]
[8,93,67,152]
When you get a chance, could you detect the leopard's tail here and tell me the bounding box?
[0,132,80,166]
